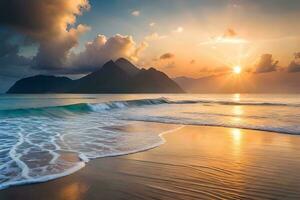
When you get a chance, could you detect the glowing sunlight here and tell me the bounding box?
[233,66,242,74]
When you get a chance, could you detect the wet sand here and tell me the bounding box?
[1,125,300,200]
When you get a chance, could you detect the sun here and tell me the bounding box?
[233,66,242,74]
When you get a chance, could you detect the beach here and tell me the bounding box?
[1,125,300,200]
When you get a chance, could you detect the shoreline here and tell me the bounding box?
[128,119,300,136]
[1,125,300,199]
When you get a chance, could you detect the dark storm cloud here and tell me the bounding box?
[0,0,90,70]
[0,32,19,57]
[0,31,34,93]
[0,31,32,67]
[254,54,278,73]
[0,54,31,67]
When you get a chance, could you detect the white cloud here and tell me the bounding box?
[68,34,147,73]
[173,27,184,33]
[145,32,168,41]
[149,22,156,27]
[199,28,249,45]
[131,10,140,16]
[199,37,249,45]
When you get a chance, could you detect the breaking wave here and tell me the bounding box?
[1,97,298,117]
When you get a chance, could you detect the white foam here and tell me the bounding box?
[82,125,186,160]
[0,161,85,190]
[0,113,185,190]
[8,129,30,179]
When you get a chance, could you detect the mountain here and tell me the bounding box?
[131,68,183,93]
[7,75,73,94]
[115,58,140,76]
[174,72,300,93]
[73,60,131,93]
[7,58,184,94]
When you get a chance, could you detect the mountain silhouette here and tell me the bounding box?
[174,72,300,93]
[7,58,184,94]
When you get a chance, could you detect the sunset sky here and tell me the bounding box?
[0,0,300,92]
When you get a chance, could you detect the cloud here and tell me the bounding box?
[33,24,90,70]
[164,62,176,69]
[198,66,232,73]
[287,52,300,72]
[223,28,237,38]
[145,33,167,41]
[0,1,149,75]
[199,28,248,45]
[0,32,19,57]
[0,0,90,70]
[173,27,184,33]
[0,53,31,67]
[160,53,175,60]
[149,22,156,27]
[190,60,196,64]
[68,34,147,73]
[287,61,300,72]
[294,52,300,59]
[0,31,32,67]
[131,10,140,16]
[254,54,279,73]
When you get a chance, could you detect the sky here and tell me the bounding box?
[0,0,300,92]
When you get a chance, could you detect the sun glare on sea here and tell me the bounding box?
[233,66,242,74]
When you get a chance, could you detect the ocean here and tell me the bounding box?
[0,93,299,189]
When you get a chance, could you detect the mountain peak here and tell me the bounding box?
[102,60,116,68]
[115,58,140,76]
[115,57,129,63]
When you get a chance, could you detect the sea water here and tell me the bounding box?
[0,94,299,189]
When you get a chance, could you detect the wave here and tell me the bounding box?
[0,98,170,117]
[0,97,298,118]
[171,99,298,107]
[0,103,92,117]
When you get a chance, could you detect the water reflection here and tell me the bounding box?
[59,182,88,200]
[231,128,243,157]
[232,105,244,124]
[233,93,241,102]
[233,106,243,116]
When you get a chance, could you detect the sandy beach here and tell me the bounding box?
[1,125,300,200]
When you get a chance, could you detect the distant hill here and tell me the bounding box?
[7,58,184,94]
[174,72,300,93]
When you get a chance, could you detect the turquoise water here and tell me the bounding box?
[0,94,299,189]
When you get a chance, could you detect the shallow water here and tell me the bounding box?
[0,94,299,189]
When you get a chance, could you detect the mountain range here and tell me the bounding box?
[7,58,184,94]
[174,72,300,93]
